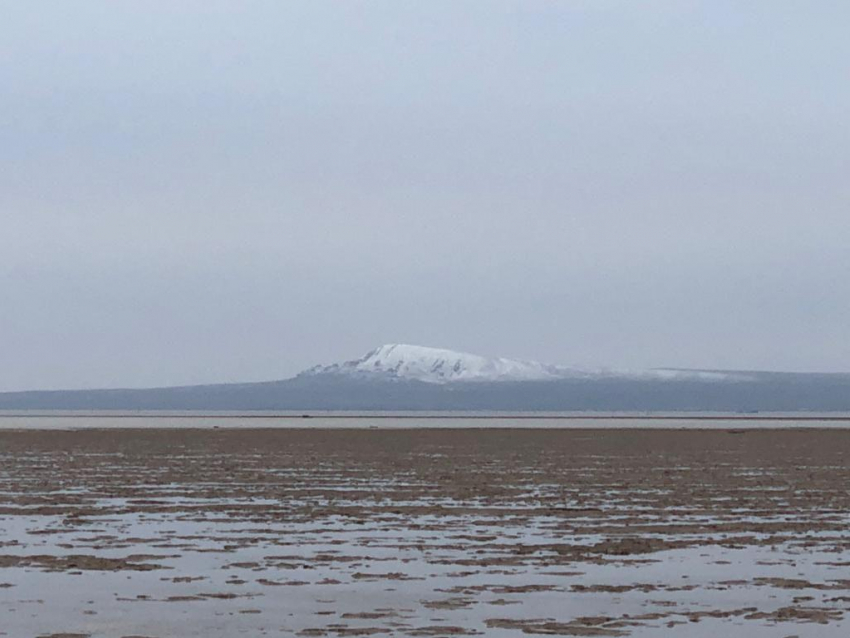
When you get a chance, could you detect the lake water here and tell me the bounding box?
[1,411,850,430]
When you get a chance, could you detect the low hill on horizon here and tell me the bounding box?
[3,344,850,412]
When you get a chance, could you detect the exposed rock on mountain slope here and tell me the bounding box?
[301,344,752,384]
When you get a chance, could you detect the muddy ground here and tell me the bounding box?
[0,427,848,637]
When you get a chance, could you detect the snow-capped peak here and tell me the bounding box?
[301,343,572,384]
[300,344,755,385]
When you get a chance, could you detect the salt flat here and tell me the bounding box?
[0,427,848,637]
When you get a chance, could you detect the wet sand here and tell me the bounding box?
[1,427,849,636]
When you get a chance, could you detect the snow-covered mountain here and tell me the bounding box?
[300,344,752,384]
[301,344,574,383]
[5,343,850,411]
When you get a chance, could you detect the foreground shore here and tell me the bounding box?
[1,428,849,637]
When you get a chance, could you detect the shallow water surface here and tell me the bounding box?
[0,427,848,637]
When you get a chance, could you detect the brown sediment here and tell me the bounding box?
[744,606,844,623]
[0,554,168,571]
[485,618,627,636]
[2,427,850,636]
[406,627,483,636]
[421,598,475,610]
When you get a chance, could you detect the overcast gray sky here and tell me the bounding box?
[2,1,849,391]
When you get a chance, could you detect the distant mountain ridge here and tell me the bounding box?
[301,344,754,384]
[1,344,849,412]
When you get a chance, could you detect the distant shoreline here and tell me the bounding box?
[3,412,850,421]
